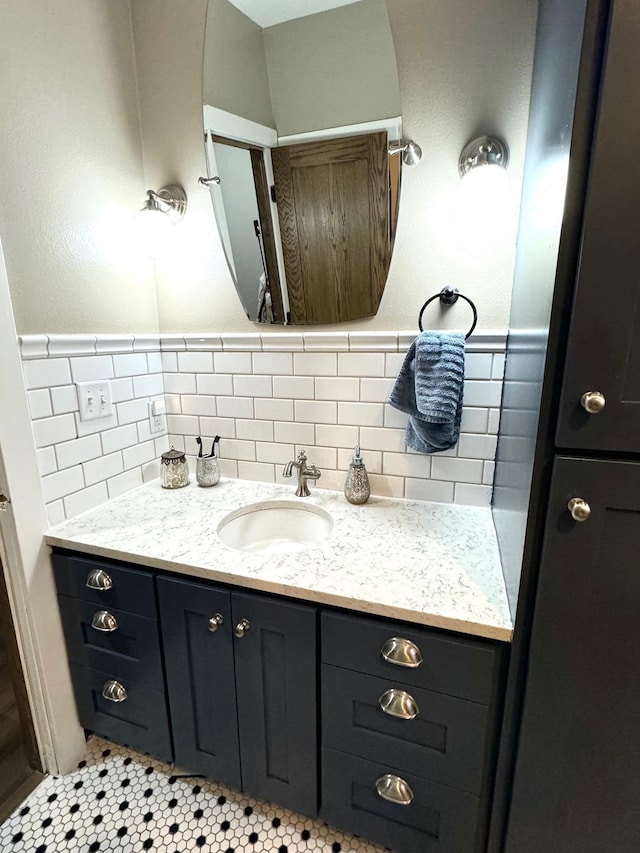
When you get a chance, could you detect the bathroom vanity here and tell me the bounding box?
[46,479,511,853]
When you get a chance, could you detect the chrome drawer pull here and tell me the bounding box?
[102,680,127,703]
[86,569,113,591]
[568,497,591,522]
[376,774,414,806]
[91,611,118,633]
[580,391,605,413]
[380,637,423,668]
[208,613,224,632]
[235,618,250,638]
[379,688,419,720]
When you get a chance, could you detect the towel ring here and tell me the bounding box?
[417,288,478,340]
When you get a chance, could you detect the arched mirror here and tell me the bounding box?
[202,0,413,325]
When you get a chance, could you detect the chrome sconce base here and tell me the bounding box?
[458,136,509,177]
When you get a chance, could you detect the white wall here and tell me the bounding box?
[133,0,538,335]
[0,0,158,335]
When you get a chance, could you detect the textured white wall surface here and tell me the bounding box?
[133,0,538,335]
[0,0,158,335]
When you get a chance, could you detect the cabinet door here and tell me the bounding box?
[232,592,317,817]
[157,577,241,789]
[505,457,640,853]
[556,0,640,451]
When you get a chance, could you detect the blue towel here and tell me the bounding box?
[388,332,465,454]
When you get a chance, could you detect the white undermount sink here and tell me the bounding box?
[217,500,333,555]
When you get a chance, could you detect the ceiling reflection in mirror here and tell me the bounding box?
[203,0,404,325]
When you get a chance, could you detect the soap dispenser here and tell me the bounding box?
[344,446,370,505]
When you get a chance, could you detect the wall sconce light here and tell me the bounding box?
[457,136,512,225]
[388,139,422,166]
[135,184,187,258]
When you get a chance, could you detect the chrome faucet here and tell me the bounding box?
[283,449,321,497]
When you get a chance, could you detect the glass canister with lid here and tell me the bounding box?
[160,447,189,489]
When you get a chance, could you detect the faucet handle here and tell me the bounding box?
[297,449,308,464]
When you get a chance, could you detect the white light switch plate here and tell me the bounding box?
[76,380,113,422]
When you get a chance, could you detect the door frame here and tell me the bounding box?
[0,238,85,775]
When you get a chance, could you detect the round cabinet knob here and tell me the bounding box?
[568,497,591,522]
[235,618,250,638]
[86,568,113,591]
[375,774,414,806]
[208,614,224,633]
[580,391,606,414]
[380,637,423,668]
[379,689,419,720]
[91,611,118,632]
[102,680,127,703]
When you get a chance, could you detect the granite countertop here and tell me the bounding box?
[45,478,513,642]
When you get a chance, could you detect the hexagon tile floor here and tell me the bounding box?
[0,736,389,853]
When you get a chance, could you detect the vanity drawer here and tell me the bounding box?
[321,611,498,704]
[69,663,172,763]
[321,747,481,853]
[58,596,164,691]
[52,551,156,617]
[322,665,489,794]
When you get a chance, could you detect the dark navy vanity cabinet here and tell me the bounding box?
[157,576,318,818]
[52,548,507,853]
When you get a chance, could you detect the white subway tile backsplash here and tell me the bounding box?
[214,352,252,374]
[64,482,109,517]
[117,398,150,426]
[315,377,359,402]
[217,396,254,419]
[109,378,135,404]
[28,389,52,420]
[236,419,274,442]
[274,421,314,445]
[161,351,178,372]
[338,353,385,377]
[123,440,156,470]
[252,352,293,375]
[360,378,394,403]
[180,395,217,417]
[101,424,139,455]
[165,373,197,395]
[33,414,77,448]
[42,466,85,503]
[405,478,454,503]
[431,457,483,484]
[133,373,164,398]
[25,332,506,520]
[295,400,337,424]
[55,435,102,470]
[36,447,58,477]
[294,353,337,376]
[273,376,314,400]
[24,358,71,390]
[47,500,66,527]
[237,461,275,483]
[254,398,294,421]
[178,351,214,374]
[199,417,237,440]
[108,468,143,499]
[316,423,359,449]
[454,483,492,507]
[256,442,295,464]
[338,402,384,427]
[197,374,233,396]
[83,452,124,486]
[233,375,273,398]
[19,335,49,359]
[463,380,503,408]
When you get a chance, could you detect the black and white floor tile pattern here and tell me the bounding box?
[0,737,388,853]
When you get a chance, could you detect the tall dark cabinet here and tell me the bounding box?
[495,0,640,850]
